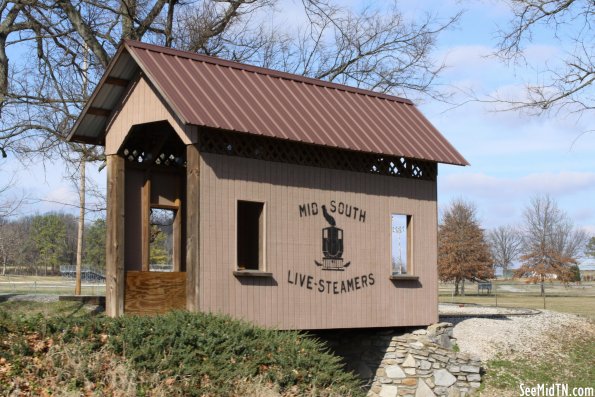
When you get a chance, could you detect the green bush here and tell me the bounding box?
[0,307,364,396]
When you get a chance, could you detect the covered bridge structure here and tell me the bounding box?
[69,40,467,330]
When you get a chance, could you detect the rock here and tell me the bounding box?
[434,369,457,387]
[447,386,460,397]
[420,360,432,370]
[410,342,425,350]
[469,382,481,389]
[448,366,460,373]
[386,365,407,379]
[438,334,452,349]
[402,354,417,368]
[379,385,399,397]
[434,386,447,395]
[404,367,417,375]
[460,365,480,373]
[427,322,452,335]
[402,378,417,386]
[376,368,387,377]
[415,379,436,397]
[467,374,481,382]
[413,329,428,335]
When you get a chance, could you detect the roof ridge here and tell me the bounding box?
[123,39,413,105]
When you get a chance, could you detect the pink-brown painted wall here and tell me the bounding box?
[198,152,438,330]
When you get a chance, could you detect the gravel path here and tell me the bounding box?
[0,294,59,303]
[447,309,595,362]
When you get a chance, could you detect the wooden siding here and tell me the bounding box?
[198,153,438,330]
[104,75,197,155]
[124,271,186,314]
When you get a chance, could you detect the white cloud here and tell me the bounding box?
[42,186,77,211]
[580,225,595,236]
[442,171,595,198]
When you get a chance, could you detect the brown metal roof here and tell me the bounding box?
[69,40,468,166]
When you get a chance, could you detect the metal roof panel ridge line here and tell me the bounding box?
[122,39,414,105]
[68,40,468,166]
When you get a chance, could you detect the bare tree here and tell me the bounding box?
[494,0,595,115]
[2,1,460,155]
[488,225,522,275]
[586,236,595,258]
[1,0,460,290]
[0,176,24,275]
[516,195,588,294]
[438,199,494,296]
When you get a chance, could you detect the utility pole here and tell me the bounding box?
[75,43,89,295]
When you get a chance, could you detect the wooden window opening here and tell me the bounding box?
[236,200,268,275]
[391,214,417,280]
[149,208,178,272]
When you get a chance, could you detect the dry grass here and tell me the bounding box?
[0,275,105,296]
[439,281,595,320]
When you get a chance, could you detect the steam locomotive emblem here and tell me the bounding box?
[315,205,351,271]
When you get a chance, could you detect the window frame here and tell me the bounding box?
[234,200,271,277]
[390,213,418,281]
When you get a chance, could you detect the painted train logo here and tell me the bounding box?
[289,200,375,294]
[315,205,350,270]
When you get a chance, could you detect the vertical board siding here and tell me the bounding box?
[199,153,438,330]
[104,75,196,155]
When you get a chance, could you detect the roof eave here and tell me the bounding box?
[67,44,133,144]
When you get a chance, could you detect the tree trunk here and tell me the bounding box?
[461,278,465,296]
[75,156,86,295]
[454,278,460,296]
[165,0,176,47]
[1,249,6,276]
[540,276,545,297]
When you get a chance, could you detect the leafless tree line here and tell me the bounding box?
[439,195,589,295]
[487,195,588,290]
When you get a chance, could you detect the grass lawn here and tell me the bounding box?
[439,280,595,320]
[0,275,105,296]
[481,332,595,397]
[440,280,595,395]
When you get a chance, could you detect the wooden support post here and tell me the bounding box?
[141,175,151,271]
[173,198,182,272]
[106,154,125,317]
[186,144,200,311]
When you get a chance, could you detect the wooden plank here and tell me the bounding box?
[173,198,182,272]
[186,143,200,311]
[88,107,111,117]
[106,155,125,317]
[105,76,130,87]
[124,271,186,314]
[141,175,151,271]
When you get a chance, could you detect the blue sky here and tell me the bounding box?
[1,0,594,241]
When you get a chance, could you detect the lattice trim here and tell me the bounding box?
[197,129,437,181]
